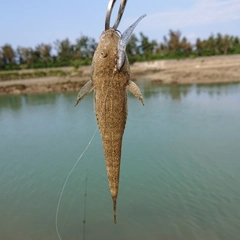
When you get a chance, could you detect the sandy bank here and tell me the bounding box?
[0,55,240,95]
[131,54,240,84]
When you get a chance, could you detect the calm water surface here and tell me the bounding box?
[0,83,240,240]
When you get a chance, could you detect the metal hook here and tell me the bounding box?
[113,0,128,30]
[105,0,117,30]
[105,0,128,31]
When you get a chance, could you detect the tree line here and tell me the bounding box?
[1,30,240,71]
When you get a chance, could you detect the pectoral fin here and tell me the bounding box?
[74,80,94,107]
[126,80,144,105]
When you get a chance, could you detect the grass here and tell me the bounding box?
[0,69,82,81]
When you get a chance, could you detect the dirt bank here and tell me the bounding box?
[131,54,240,84]
[0,55,240,95]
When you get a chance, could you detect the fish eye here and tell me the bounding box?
[101,49,108,58]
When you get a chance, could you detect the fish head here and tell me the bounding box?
[92,0,146,73]
[92,29,120,74]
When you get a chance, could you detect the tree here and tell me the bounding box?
[221,35,232,55]
[1,44,15,65]
[16,46,41,67]
[54,38,73,65]
[17,47,32,66]
[75,35,97,59]
[195,38,203,56]
[157,35,169,57]
[199,35,216,56]
[180,37,192,55]
[232,36,240,54]
[126,34,139,56]
[168,30,181,56]
[215,33,223,54]
[35,44,52,62]
[164,30,192,57]
[139,32,158,60]
[126,34,140,63]
[0,30,240,71]
[0,49,3,69]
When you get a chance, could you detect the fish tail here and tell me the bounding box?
[113,197,117,224]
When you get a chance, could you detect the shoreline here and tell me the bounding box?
[0,54,240,95]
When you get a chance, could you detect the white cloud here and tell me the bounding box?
[140,0,240,31]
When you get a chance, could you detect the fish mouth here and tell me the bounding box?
[105,0,128,31]
[100,28,121,41]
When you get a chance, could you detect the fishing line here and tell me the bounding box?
[82,169,88,240]
[55,127,98,240]
[56,70,116,240]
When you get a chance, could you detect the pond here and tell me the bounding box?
[0,82,240,240]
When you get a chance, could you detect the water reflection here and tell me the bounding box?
[196,82,240,97]
[137,81,240,101]
[134,80,191,101]
[1,83,240,111]
[23,93,58,106]
[0,94,56,112]
[0,95,22,112]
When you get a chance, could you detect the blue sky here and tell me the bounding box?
[1,0,240,49]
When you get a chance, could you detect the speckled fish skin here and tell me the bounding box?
[93,29,130,223]
[75,1,145,223]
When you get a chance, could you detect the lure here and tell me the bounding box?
[75,0,146,223]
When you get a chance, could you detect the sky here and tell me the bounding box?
[1,0,240,49]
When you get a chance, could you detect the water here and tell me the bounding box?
[0,83,240,240]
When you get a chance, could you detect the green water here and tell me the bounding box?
[0,83,240,240]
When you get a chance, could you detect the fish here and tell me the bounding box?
[75,0,146,223]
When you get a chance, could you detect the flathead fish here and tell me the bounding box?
[75,0,146,223]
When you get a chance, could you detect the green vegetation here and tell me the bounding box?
[1,31,240,71]
[0,69,82,81]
